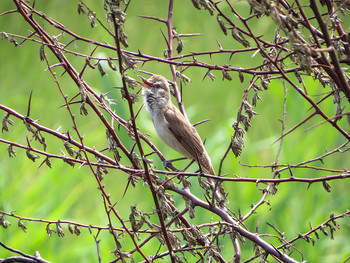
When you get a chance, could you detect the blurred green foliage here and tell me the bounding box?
[0,0,349,262]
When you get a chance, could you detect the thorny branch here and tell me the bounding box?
[0,241,50,263]
[1,0,349,262]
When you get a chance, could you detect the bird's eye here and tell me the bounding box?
[153,83,161,89]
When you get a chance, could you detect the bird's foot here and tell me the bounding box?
[163,159,178,171]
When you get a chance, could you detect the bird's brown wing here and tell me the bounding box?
[164,105,215,175]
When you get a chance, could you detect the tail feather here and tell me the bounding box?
[197,151,215,175]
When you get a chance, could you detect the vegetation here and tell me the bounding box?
[1,0,349,262]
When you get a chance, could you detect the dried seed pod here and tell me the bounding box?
[239,71,244,83]
[252,91,262,106]
[106,128,118,152]
[95,168,103,181]
[322,180,331,192]
[64,141,76,157]
[7,144,16,158]
[107,57,117,71]
[46,224,55,237]
[77,3,85,15]
[26,148,39,162]
[56,222,65,237]
[206,71,216,81]
[319,225,328,236]
[222,69,232,81]
[74,225,81,236]
[197,175,211,191]
[96,61,106,77]
[155,232,166,245]
[112,8,126,23]
[39,45,46,61]
[240,114,252,131]
[168,231,181,249]
[80,102,88,116]
[182,228,197,246]
[179,175,192,188]
[217,16,227,35]
[68,224,74,234]
[88,11,96,28]
[79,84,87,102]
[0,214,10,228]
[183,196,195,219]
[2,113,13,132]
[118,27,129,48]
[176,38,183,54]
[330,214,340,228]
[124,75,138,89]
[190,0,201,10]
[231,136,243,157]
[176,71,191,84]
[232,29,250,47]
[121,52,136,69]
[200,0,214,15]
[23,118,35,133]
[314,230,320,239]
[75,149,87,161]
[60,150,75,167]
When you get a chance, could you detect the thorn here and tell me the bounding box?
[229,52,234,60]
[216,39,223,50]
[193,119,211,127]
[287,165,294,177]
[122,176,132,198]
[27,91,33,117]
[160,28,170,50]
[26,136,31,148]
[58,100,82,109]
[78,162,87,169]
[130,142,137,154]
[307,182,312,190]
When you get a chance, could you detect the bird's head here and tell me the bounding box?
[138,75,171,102]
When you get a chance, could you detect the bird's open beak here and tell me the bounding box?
[137,75,153,89]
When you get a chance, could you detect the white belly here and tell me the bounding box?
[151,111,192,159]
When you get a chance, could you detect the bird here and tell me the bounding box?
[138,74,215,175]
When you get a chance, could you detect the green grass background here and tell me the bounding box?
[0,1,349,262]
